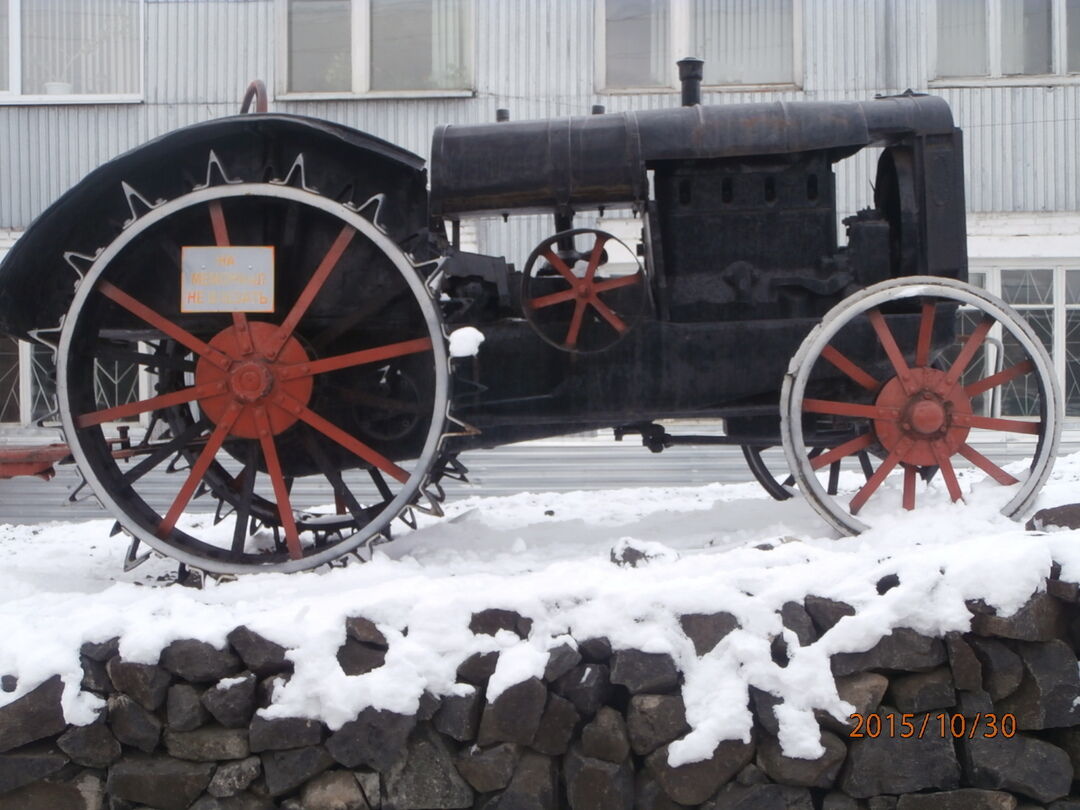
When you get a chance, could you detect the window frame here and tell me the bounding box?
[0,0,144,106]
[594,0,803,95]
[930,0,1080,87]
[276,0,476,101]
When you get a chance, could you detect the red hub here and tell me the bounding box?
[195,321,314,439]
[873,367,972,467]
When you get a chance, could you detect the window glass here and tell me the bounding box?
[605,0,670,88]
[1066,311,1080,415]
[692,0,793,85]
[29,344,54,422]
[1066,269,1080,304]
[288,0,351,92]
[21,0,139,95]
[1002,309,1052,415]
[0,337,17,423]
[968,271,987,288]
[1001,268,1053,305]
[1000,0,1051,75]
[937,0,987,77]
[0,2,8,92]
[1069,0,1080,72]
[371,0,469,91]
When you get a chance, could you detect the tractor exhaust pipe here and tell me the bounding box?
[678,57,704,107]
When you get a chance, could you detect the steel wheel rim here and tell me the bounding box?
[780,276,1061,535]
[58,183,450,574]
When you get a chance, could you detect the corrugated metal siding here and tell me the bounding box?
[0,0,1076,251]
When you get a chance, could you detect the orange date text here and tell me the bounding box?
[848,712,1016,740]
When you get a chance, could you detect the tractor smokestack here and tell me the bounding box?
[678,57,704,106]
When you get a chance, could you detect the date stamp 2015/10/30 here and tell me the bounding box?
[848,713,1017,740]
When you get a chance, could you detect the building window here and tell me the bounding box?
[0,0,141,99]
[936,0,1080,80]
[600,0,798,90]
[284,0,473,95]
[0,337,17,423]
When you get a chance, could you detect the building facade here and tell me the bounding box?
[0,0,1078,427]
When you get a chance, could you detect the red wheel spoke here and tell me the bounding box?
[964,360,1034,398]
[593,273,642,294]
[803,398,899,421]
[565,300,587,348]
[273,392,410,484]
[541,249,581,288]
[867,309,914,391]
[97,281,233,369]
[528,288,578,310]
[589,295,629,334]
[950,413,1041,435]
[849,438,912,514]
[930,443,964,503]
[584,236,608,283]
[157,401,242,538]
[957,442,1020,486]
[820,345,880,391]
[209,200,255,356]
[254,406,302,559]
[915,300,936,367]
[76,380,227,428]
[269,224,356,358]
[902,465,917,510]
[944,315,993,387]
[279,337,433,381]
[810,432,874,470]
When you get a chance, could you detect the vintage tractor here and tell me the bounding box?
[0,68,1061,574]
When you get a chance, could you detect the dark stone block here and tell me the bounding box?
[889,666,956,714]
[896,789,1019,809]
[627,694,689,756]
[816,671,889,735]
[418,691,440,722]
[633,771,685,810]
[1026,503,1080,530]
[543,643,581,682]
[610,651,679,694]
[804,597,856,635]
[971,592,1067,642]
[106,754,215,810]
[0,744,69,795]
[553,663,610,718]
[998,640,1080,729]
[946,633,983,692]
[227,627,290,678]
[960,732,1072,803]
[190,794,276,810]
[454,742,520,793]
[579,637,613,663]
[164,725,250,761]
[750,687,781,735]
[703,782,814,809]
[831,628,947,676]
[345,616,389,648]
[384,725,473,810]
[166,683,208,732]
[260,745,334,797]
[0,773,102,810]
[967,637,1024,701]
[208,755,261,798]
[531,692,580,756]
[956,690,995,717]
[160,639,242,683]
[433,690,482,742]
[0,676,67,753]
[336,639,387,676]
[57,720,121,768]
[478,677,547,746]
[106,659,171,712]
[581,706,630,763]
[822,793,861,810]
[469,609,532,640]
[679,612,738,657]
[300,770,370,810]
[107,693,162,753]
[326,707,415,771]
[645,738,756,806]
[202,673,257,729]
[488,751,557,810]
[780,601,817,647]
[0,676,14,694]
[249,715,322,752]
[564,743,634,810]
[80,638,119,663]
[80,656,111,695]
[839,709,960,797]
[457,652,498,686]
[1047,577,1079,602]
[757,730,846,788]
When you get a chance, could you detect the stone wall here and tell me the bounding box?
[4,579,1080,810]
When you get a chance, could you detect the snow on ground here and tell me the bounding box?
[3,451,1080,765]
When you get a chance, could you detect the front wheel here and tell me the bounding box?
[780,277,1061,534]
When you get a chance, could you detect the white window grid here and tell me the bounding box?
[276,0,476,101]
[930,0,1080,86]
[594,0,804,94]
